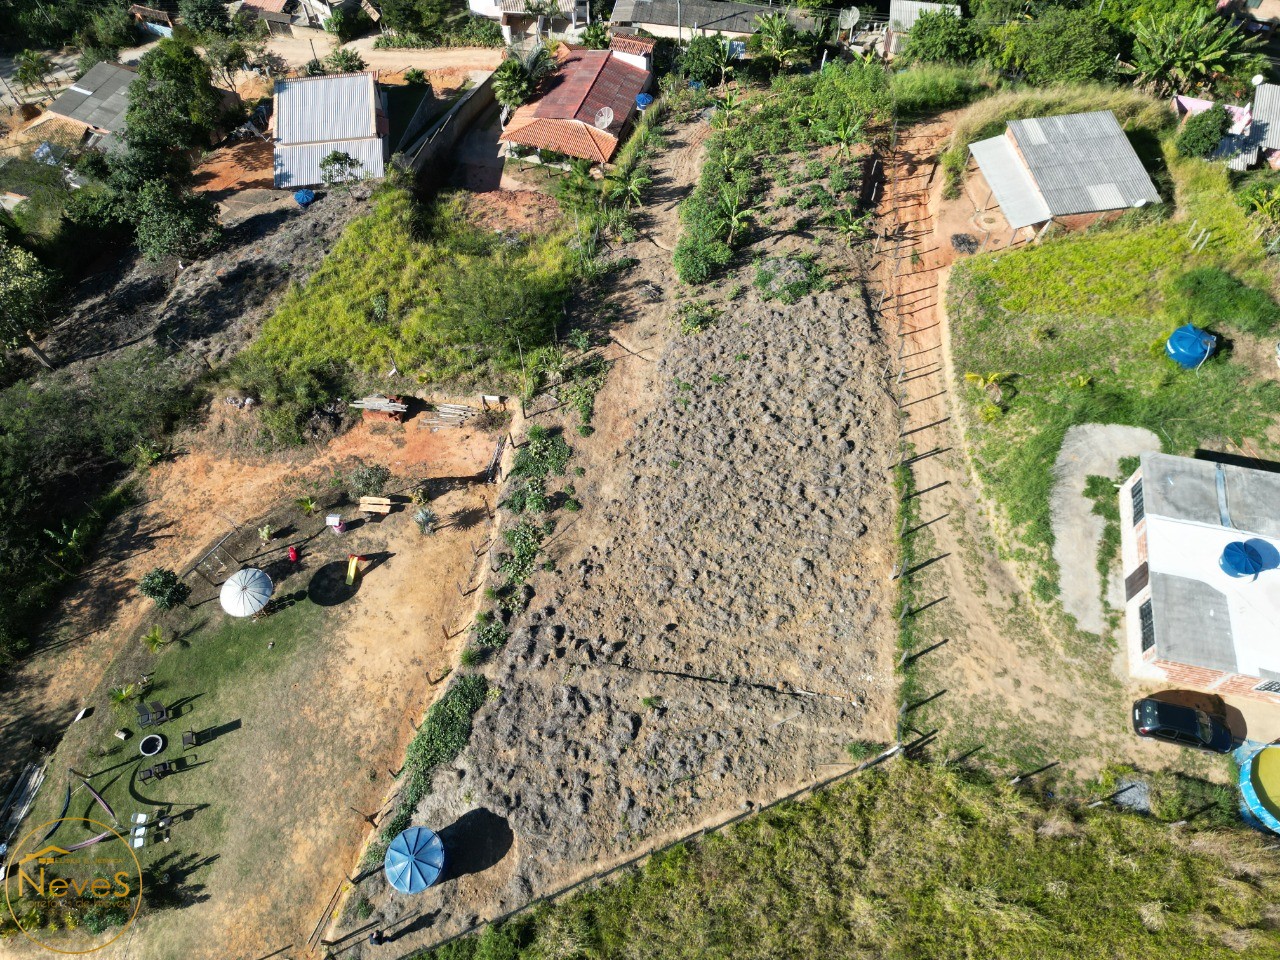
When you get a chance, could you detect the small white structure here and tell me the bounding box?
[1119,453,1280,704]
[220,568,274,618]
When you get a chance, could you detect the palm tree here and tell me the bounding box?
[142,626,167,653]
[524,0,559,41]
[493,44,557,113]
[15,50,54,97]
[753,13,803,70]
[1126,7,1259,97]
[110,683,139,704]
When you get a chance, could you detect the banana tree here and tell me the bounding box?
[1125,7,1259,97]
[716,182,753,246]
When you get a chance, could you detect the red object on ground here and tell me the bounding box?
[361,395,405,423]
[288,545,299,563]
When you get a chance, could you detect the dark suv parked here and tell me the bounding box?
[1132,698,1234,753]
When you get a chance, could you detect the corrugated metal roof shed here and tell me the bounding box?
[888,0,960,30]
[1250,82,1280,151]
[275,72,378,144]
[273,72,384,188]
[274,138,385,188]
[1008,110,1160,217]
[969,135,1050,228]
[610,0,818,33]
[47,62,135,133]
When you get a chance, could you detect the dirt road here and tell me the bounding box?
[265,28,502,76]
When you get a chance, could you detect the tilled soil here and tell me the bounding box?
[356,118,900,954]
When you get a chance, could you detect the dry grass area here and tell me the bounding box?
[2,407,503,958]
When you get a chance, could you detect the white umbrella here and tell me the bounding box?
[220,568,274,617]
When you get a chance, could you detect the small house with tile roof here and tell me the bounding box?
[499,46,650,164]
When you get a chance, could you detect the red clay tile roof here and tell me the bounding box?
[609,33,656,56]
[500,50,649,163]
[501,110,621,163]
[242,0,288,12]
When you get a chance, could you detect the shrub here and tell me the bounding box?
[512,425,571,478]
[138,568,190,609]
[349,462,392,497]
[1175,104,1229,158]
[892,65,996,115]
[675,300,720,334]
[474,619,508,648]
[898,12,977,66]
[500,518,543,585]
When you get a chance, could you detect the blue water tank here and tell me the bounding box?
[636,93,654,111]
[1221,541,1264,578]
[1166,324,1216,369]
[293,189,316,208]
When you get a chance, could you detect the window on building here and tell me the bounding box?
[1131,478,1145,524]
[1139,600,1155,652]
[1254,679,1280,694]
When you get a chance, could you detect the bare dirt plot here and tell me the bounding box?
[337,115,901,956]
[191,138,275,197]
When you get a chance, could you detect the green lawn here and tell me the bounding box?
[948,151,1280,581]
[424,761,1280,960]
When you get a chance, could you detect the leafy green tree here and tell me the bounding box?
[1175,103,1229,157]
[986,7,1118,85]
[326,47,367,73]
[493,45,556,111]
[126,37,223,151]
[900,10,977,64]
[139,569,190,609]
[327,7,372,42]
[581,22,609,49]
[683,33,733,86]
[1126,6,1260,97]
[133,182,221,263]
[379,0,455,35]
[320,150,364,188]
[178,0,232,35]
[203,32,265,90]
[0,239,56,368]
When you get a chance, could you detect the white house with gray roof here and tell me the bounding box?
[968,110,1161,234]
[272,71,387,189]
[1119,453,1280,705]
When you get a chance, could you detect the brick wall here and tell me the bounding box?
[1052,210,1123,232]
[1149,659,1280,704]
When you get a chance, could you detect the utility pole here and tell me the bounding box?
[677,0,683,44]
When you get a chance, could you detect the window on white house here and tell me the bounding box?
[1131,478,1145,524]
[1139,600,1155,653]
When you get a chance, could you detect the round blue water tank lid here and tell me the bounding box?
[636,93,654,108]
[1221,541,1264,578]
[1166,324,1216,368]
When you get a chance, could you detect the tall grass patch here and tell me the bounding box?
[424,762,1280,960]
[892,64,998,116]
[242,185,573,413]
[948,154,1280,575]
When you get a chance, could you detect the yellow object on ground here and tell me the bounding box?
[346,555,360,586]
[1256,747,1280,819]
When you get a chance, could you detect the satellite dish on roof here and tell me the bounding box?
[1254,74,1266,87]
[839,8,860,29]
[594,106,614,130]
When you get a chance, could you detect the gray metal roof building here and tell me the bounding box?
[273,72,385,189]
[1120,453,1280,693]
[969,110,1161,229]
[46,62,135,135]
[888,0,960,31]
[610,0,818,34]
